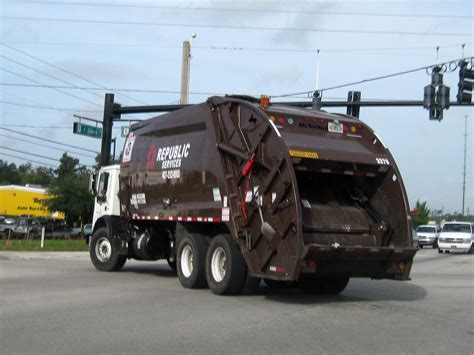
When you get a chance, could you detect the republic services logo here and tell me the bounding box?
[146,144,157,170]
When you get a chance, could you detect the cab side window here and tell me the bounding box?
[98,173,109,196]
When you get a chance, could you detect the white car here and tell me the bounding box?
[438,222,474,254]
[416,225,440,248]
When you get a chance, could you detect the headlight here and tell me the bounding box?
[463,239,471,244]
[439,238,445,242]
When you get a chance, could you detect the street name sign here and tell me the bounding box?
[73,122,102,139]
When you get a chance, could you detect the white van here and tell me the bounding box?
[438,222,474,254]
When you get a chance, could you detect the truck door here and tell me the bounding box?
[93,171,109,227]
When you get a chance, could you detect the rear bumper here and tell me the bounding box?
[300,245,417,280]
[418,238,436,246]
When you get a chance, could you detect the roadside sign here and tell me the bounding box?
[121,126,131,137]
[73,122,102,139]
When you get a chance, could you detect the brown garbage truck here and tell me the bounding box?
[89,95,417,295]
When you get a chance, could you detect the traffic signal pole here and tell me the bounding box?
[100,93,115,167]
[98,93,473,167]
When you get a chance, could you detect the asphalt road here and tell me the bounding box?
[0,248,473,354]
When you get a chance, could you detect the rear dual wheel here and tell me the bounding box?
[206,234,253,295]
[177,234,208,288]
[177,233,258,294]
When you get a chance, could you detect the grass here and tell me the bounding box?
[0,239,89,251]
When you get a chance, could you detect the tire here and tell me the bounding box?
[419,245,423,249]
[263,279,297,289]
[469,243,474,254]
[433,240,438,248]
[438,248,443,254]
[90,227,126,271]
[299,277,350,295]
[177,233,208,289]
[29,230,40,239]
[205,234,247,295]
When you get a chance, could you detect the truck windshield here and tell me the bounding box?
[417,227,436,233]
[442,224,472,233]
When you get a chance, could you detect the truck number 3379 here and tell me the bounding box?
[376,157,390,165]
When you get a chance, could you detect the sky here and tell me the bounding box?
[0,0,473,214]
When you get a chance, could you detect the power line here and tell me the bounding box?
[1,16,471,37]
[0,67,102,108]
[0,145,62,162]
[3,41,472,57]
[272,56,474,98]
[0,100,101,113]
[0,147,93,169]
[15,1,474,20]
[1,54,104,101]
[0,124,70,129]
[0,127,99,154]
[0,42,154,111]
[0,151,57,168]
[0,83,222,96]
[0,133,96,159]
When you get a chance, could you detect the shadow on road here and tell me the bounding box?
[115,263,428,304]
[260,279,427,305]
[121,263,177,278]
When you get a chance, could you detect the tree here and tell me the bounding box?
[42,154,93,226]
[411,200,430,228]
[0,160,20,185]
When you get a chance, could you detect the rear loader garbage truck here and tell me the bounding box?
[89,95,417,295]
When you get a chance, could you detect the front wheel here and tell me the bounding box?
[90,227,126,271]
[206,234,247,295]
[438,248,443,254]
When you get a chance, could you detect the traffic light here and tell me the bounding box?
[437,85,450,109]
[423,66,450,121]
[423,85,435,109]
[457,60,474,104]
[429,106,443,121]
[347,91,361,118]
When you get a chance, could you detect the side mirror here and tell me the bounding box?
[89,173,97,196]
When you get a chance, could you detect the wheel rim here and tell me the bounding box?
[211,246,226,283]
[95,237,112,262]
[180,245,194,278]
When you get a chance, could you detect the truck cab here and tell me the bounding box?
[90,165,121,232]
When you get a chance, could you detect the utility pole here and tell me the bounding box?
[180,41,191,105]
[180,33,197,105]
[462,114,468,216]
